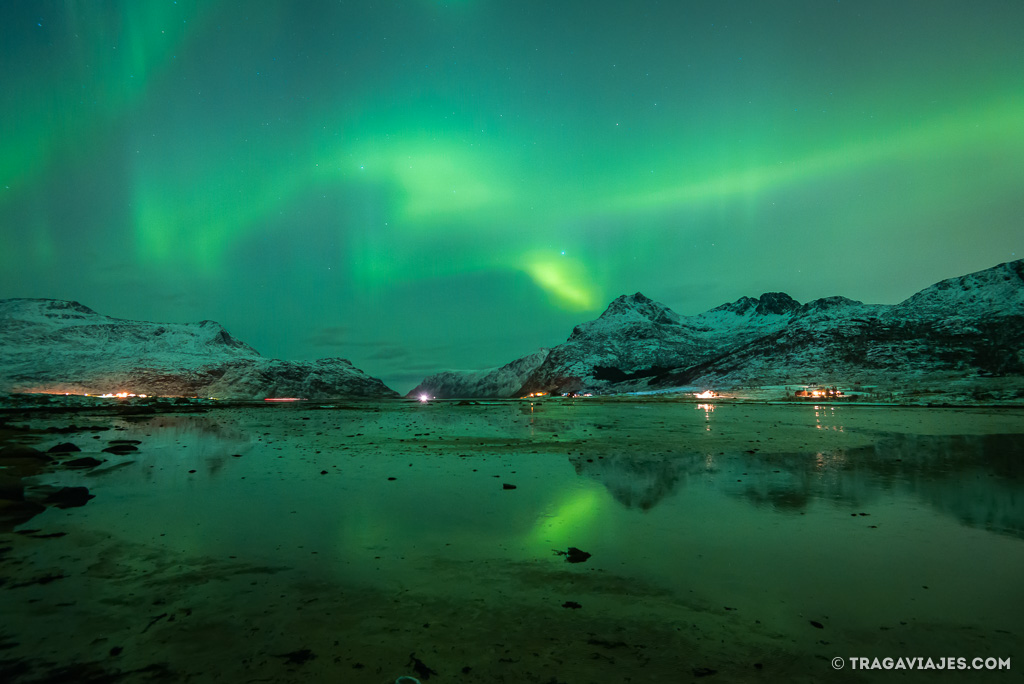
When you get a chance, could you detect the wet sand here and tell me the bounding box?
[2,400,1022,682]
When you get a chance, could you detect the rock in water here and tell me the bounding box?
[43,486,95,508]
[63,457,104,469]
[553,547,592,563]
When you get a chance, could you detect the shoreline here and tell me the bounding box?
[2,392,1024,414]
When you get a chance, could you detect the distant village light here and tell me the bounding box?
[794,386,844,399]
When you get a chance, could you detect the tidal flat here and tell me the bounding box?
[1,400,1022,683]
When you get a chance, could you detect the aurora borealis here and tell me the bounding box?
[2,1,1022,391]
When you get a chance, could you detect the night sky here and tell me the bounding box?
[2,1,1022,392]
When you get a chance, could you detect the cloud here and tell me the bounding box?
[307,326,349,348]
[309,335,422,362]
[365,345,411,361]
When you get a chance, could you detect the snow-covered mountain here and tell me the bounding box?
[411,259,1024,398]
[0,299,398,399]
[407,349,549,399]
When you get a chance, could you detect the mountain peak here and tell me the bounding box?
[754,292,800,315]
[0,298,100,321]
[709,293,800,316]
[799,295,864,314]
[606,292,653,308]
[710,296,759,315]
[599,292,680,325]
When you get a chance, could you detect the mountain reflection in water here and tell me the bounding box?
[570,433,1024,538]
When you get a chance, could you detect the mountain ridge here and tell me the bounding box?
[0,299,398,399]
[410,259,1024,399]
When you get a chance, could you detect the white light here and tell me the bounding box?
[419,394,430,403]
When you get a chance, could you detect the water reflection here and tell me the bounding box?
[696,403,714,431]
[94,415,255,480]
[569,450,700,510]
[813,404,844,431]
[570,433,1024,538]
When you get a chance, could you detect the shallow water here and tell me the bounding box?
[3,401,1023,682]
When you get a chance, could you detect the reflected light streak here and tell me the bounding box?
[528,488,602,546]
[696,402,715,431]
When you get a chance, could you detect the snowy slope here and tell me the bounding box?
[893,259,1024,319]
[0,299,398,399]
[407,349,550,399]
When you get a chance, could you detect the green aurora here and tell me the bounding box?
[2,1,1022,391]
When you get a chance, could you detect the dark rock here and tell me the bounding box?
[275,648,317,665]
[502,483,517,490]
[586,638,629,649]
[408,652,438,680]
[63,457,103,468]
[44,425,110,434]
[0,446,52,462]
[810,620,824,629]
[44,486,95,509]
[102,444,138,454]
[0,476,27,500]
[566,546,591,563]
[693,667,718,677]
[0,499,46,530]
[10,573,67,588]
[47,442,81,453]
[554,547,592,563]
[562,601,582,609]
